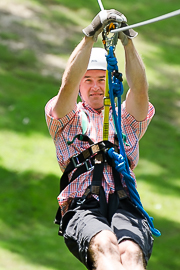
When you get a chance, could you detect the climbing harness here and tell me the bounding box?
[55,137,128,235]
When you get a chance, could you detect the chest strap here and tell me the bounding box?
[60,139,115,192]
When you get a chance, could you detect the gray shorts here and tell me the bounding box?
[62,197,154,270]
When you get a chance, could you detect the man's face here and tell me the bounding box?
[79,69,106,112]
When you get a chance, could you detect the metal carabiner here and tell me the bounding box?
[102,22,121,51]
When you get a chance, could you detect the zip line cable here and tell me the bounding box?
[111,9,180,33]
[97,0,104,10]
[96,0,180,33]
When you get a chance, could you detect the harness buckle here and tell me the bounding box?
[76,198,86,205]
[84,159,94,171]
[71,154,81,168]
[104,96,111,106]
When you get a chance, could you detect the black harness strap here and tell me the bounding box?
[54,136,129,234]
[108,166,128,222]
[74,152,108,218]
[55,152,107,235]
[55,140,114,226]
[89,153,108,218]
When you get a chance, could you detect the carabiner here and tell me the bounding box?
[102,22,121,51]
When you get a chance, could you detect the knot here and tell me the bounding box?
[112,77,124,97]
[115,160,126,173]
[105,46,124,97]
[108,148,126,173]
[106,46,118,72]
[108,148,123,162]
[113,71,123,82]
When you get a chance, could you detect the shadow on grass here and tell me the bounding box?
[0,166,84,270]
[148,213,180,270]
[0,70,58,136]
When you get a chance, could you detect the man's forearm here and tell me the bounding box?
[52,36,94,119]
[61,36,94,92]
[124,39,149,121]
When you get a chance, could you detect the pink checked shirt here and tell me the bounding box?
[45,96,155,216]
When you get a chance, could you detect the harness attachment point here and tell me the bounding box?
[91,185,100,195]
[117,189,128,200]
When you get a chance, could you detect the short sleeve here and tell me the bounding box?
[121,101,155,140]
[121,101,155,170]
[45,96,76,140]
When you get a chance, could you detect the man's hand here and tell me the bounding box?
[118,22,138,46]
[118,23,138,46]
[83,9,127,41]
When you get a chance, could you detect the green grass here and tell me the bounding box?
[0,0,180,269]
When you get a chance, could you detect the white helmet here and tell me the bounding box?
[87,47,107,71]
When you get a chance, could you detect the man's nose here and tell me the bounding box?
[92,81,99,90]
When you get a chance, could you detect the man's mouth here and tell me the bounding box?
[90,93,103,96]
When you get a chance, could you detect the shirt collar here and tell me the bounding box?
[82,101,104,115]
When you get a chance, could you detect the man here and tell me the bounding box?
[45,9,154,270]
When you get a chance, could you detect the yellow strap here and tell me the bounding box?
[103,70,111,140]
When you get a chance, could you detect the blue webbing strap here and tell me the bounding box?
[106,46,161,237]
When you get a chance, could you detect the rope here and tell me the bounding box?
[106,46,161,237]
[106,47,130,173]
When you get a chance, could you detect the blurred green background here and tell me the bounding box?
[0,0,180,269]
